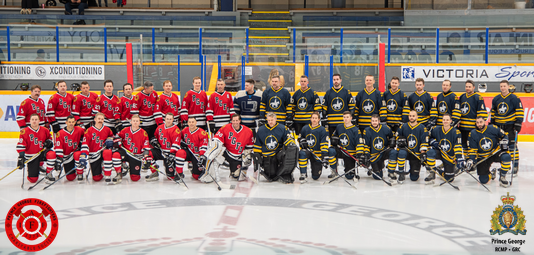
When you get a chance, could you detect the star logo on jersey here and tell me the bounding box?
[362,99,375,113]
[265,135,278,150]
[339,134,349,147]
[407,134,417,149]
[269,97,281,110]
[439,139,451,152]
[402,67,415,80]
[480,137,493,151]
[298,97,308,110]
[438,101,448,113]
[386,99,397,112]
[373,137,384,150]
[461,102,470,115]
[331,97,344,112]
[306,134,317,148]
[498,102,509,114]
[414,101,424,113]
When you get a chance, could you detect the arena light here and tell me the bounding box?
[523,83,532,93]
[478,83,487,93]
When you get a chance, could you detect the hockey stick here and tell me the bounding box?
[404,148,460,191]
[323,168,355,186]
[255,119,261,183]
[148,163,188,189]
[183,143,235,190]
[438,148,502,187]
[85,147,106,182]
[162,152,189,189]
[42,166,76,190]
[0,149,45,183]
[337,145,392,187]
[322,147,358,189]
[510,131,518,186]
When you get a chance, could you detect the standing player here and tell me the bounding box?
[426,113,464,184]
[93,80,120,134]
[47,80,74,133]
[17,85,47,129]
[436,80,461,126]
[467,117,511,187]
[408,78,437,129]
[383,77,409,133]
[459,80,487,154]
[16,114,54,183]
[206,79,235,134]
[116,83,134,131]
[328,111,364,180]
[173,117,209,181]
[180,77,208,131]
[45,115,86,183]
[72,81,98,129]
[131,81,159,140]
[298,112,328,182]
[362,114,397,181]
[259,75,292,126]
[234,79,262,136]
[154,80,181,127]
[322,74,356,137]
[354,75,387,133]
[491,80,523,176]
[396,110,429,183]
[116,114,151,183]
[150,113,182,180]
[290,75,322,136]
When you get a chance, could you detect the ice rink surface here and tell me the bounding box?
[0,138,533,255]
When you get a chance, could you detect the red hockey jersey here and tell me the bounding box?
[72,92,98,125]
[206,91,235,128]
[180,90,208,126]
[174,127,208,156]
[118,127,150,155]
[16,126,52,158]
[16,96,47,128]
[93,94,120,128]
[155,92,181,126]
[214,124,254,160]
[81,125,114,161]
[131,91,159,127]
[117,95,134,128]
[154,124,181,154]
[55,126,85,158]
[46,92,74,127]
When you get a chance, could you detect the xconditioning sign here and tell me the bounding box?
[0,65,105,80]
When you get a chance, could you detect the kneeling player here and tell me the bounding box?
[362,114,397,181]
[16,114,54,183]
[172,117,209,181]
[298,112,328,182]
[328,111,364,181]
[396,110,428,183]
[116,115,152,183]
[149,112,182,181]
[204,114,254,181]
[467,117,511,187]
[45,115,86,183]
[81,113,120,183]
[253,112,298,183]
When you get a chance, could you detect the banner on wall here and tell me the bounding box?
[0,94,52,132]
[401,66,534,82]
[0,65,105,80]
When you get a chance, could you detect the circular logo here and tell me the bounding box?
[305,134,317,148]
[35,66,46,78]
[497,102,509,115]
[362,99,375,114]
[479,137,493,152]
[407,134,418,149]
[339,133,350,147]
[297,97,308,111]
[5,198,59,252]
[414,101,425,113]
[460,102,470,116]
[269,96,281,110]
[331,97,344,112]
[438,101,448,114]
[265,135,278,150]
[386,99,397,112]
[373,137,385,150]
[439,139,452,152]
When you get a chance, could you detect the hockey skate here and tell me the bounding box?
[388,172,397,182]
[328,168,338,178]
[122,162,130,177]
[512,167,518,178]
[499,173,509,188]
[299,173,307,183]
[77,173,84,182]
[45,172,55,184]
[104,175,112,184]
[491,168,497,180]
[424,171,435,184]
[397,172,405,184]
[112,172,122,184]
[145,171,159,182]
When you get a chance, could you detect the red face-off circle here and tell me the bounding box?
[5,198,59,252]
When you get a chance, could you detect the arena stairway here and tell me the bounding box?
[247,11,291,62]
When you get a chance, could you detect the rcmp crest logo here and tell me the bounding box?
[490,192,527,235]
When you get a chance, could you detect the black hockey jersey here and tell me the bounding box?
[322,86,355,126]
[291,87,322,123]
[333,123,364,155]
[253,123,293,157]
[397,122,429,156]
[468,124,507,160]
[430,126,463,165]
[354,88,387,128]
[408,91,437,126]
[459,93,487,131]
[383,89,409,125]
[260,87,292,124]
[363,124,394,163]
[491,93,524,126]
[300,124,329,157]
[436,91,461,126]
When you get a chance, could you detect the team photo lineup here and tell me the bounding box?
[11,72,523,190]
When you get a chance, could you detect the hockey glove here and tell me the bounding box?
[17,152,25,169]
[209,122,216,134]
[44,139,54,149]
[457,158,466,170]
[397,136,407,149]
[429,138,439,150]
[351,118,357,126]
[500,138,509,151]
[258,118,266,127]
[286,117,294,129]
[113,137,121,149]
[198,155,207,170]
[149,137,160,149]
[465,159,474,171]
[514,123,522,133]
[180,141,189,151]
[105,138,114,149]
[142,152,153,169]
[116,123,123,132]
[55,157,63,172]
[388,137,396,149]
[299,138,309,150]
[330,136,340,147]
[52,122,61,133]
[182,120,188,129]
[322,156,329,168]
[79,153,87,168]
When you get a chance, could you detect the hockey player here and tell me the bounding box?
[116,83,134,131]
[396,110,429,183]
[383,77,409,133]
[328,111,364,180]
[408,78,437,129]
[149,112,182,180]
[16,114,54,183]
[298,112,328,182]
[47,80,74,133]
[173,117,209,181]
[116,114,151,183]
[354,75,387,133]
[290,75,322,136]
[45,115,86,183]
[154,80,181,126]
[206,79,235,134]
[72,81,98,129]
[467,117,511,187]
[259,75,292,126]
[80,112,120,183]
[17,85,47,129]
[204,114,254,180]
[131,81,159,140]
[425,113,464,183]
[180,77,208,131]
[362,114,397,181]
[459,80,487,151]
[491,80,523,176]
[93,80,120,134]
[322,74,356,137]
[436,80,461,126]
[253,112,297,183]
[234,79,262,136]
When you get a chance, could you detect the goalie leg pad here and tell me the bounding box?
[277,143,298,183]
